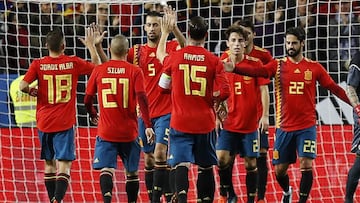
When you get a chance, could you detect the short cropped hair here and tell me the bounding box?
[234,18,255,32]
[285,27,306,42]
[46,29,64,53]
[224,25,249,41]
[189,16,208,40]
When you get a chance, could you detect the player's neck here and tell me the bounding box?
[111,56,126,61]
[188,39,204,47]
[147,39,159,48]
[288,54,304,63]
[49,51,63,58]
[245,43,253,54]
[231,53,244,63]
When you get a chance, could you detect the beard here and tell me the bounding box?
[147,34,159,43]
[286,48,301,57]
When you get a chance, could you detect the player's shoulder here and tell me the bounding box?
[245,55,260,62]
[253,45,270,53]
[303,57,318,64]
[276,57,287,63]
[66,54,80,60]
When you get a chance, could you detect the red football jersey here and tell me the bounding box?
[23,55,95,133]
[221,46,272,120]
[223,55,264,133]
[163,45,230,134]
[86,60,146,142]
[265,57,337,131]
[127,40,179,118]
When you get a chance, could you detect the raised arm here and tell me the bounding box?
[166,6,186,48]
[224,58,276,78]
[79,26,101,65]
[156,8,174,64]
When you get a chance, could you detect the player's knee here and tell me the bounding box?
[275,168,287,177]
[144,153,155,168]
[299,157,313,169]
[217,154,231,169]
[154,145,168,162]
[259,151,267,157]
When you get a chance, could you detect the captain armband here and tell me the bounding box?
[159,73,171,89]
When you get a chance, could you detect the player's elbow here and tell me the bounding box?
[19,80,29,93]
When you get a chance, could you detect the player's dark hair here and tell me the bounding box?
[189,16,208,40]
[234,18,254,32]
[146,10,162,18]
[224,25,249,41]
[285,26,306,42]
[46,28,64,52]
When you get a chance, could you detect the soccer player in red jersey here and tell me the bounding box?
[225,26,351,203]
[19,28,99,203]
[216,25,265,203]
[236,18,273,203]
[90,9,185,202]
[84,34,155,203]
[126,10,185,202]
[157,15,230,203]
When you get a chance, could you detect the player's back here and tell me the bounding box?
[90,59,142,142]
[163,45,224,134]
[25,55,94,132]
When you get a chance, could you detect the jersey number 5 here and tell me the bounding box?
[102,78,129,108]
[179,64,207,96]
[44,74,72,104]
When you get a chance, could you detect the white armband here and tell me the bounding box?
[159,73,171,89]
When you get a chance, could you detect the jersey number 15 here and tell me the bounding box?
[179,64,207,97]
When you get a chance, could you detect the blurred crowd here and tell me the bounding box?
[0,0,359,125]
[1,0,360,73]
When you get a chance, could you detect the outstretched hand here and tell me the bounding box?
[92,23,107,46]
[78,23,107,47]
[161,6,176,34]
[223,59,235,72]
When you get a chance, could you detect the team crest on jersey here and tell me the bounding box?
[304,69,312,82]
[273,150,279,160]
[243,76,252,84]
